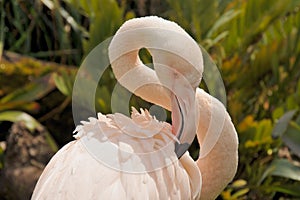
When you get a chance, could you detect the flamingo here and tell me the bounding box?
[32,16,238,200]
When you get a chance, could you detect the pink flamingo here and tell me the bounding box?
[32,16,238,200]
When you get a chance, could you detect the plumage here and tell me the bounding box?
[32,108,200,200]
[32,16,238,200]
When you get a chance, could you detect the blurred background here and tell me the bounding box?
[0,0,300,199]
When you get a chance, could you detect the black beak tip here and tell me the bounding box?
[175,142,190,159]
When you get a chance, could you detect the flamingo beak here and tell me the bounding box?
[152,60,198,159]
[171,89,197,159]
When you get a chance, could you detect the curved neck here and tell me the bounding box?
[108,17,203,111]
[195,89,238,200]
[108,17,203,155]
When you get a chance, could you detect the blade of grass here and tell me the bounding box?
[9,20,36,52]
[41,0,88,37]
[0,0,4,61]
[206,9,241,38]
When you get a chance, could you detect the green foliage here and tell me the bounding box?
[166,0,222,41]
[0,74,55,112]
[64,0,134,54]
[0,52,78,158]
[1,0,80,64]
[1,0,133,65]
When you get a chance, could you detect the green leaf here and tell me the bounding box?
[259,159,300,184]
[270,184,300,197]
[271,110,297,138]
[283,122,300,157]
[0,111,42,132]
[0,74,55,103]
[206,9,241,38]
[53,72,74,96]
[231,188,250,199]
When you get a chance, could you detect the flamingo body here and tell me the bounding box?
[32,109,201,200]
[32,16,238,200]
